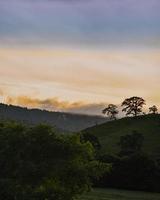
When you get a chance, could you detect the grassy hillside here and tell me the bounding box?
[0,103,107,132]
[78,188,160,200]
[83,114,160,157]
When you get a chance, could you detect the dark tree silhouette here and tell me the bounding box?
[102,104,119,120]
[149,105,158,114]
[81,132,101,150]
[118,131,144,156]
[121,96,145,117]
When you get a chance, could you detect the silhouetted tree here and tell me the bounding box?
[102,104,119,120]
[122,96,145,117]
[149,105,158,114]
[81,132,101,151]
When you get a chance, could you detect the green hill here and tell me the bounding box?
[83,114,160,157]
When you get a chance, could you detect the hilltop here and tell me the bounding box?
[83,114,160,157]
[0,103,107,132]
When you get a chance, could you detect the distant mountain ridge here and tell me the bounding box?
[0,103,107,132]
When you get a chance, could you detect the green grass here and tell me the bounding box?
[78,188,160,200]
[83,114,160,156]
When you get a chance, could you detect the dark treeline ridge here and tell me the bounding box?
[0,103,107,132]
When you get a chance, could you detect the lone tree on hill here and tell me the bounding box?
[149,105,158,114]
[121,96,145,117]
[102,104,119,120]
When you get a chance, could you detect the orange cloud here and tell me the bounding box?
[0,87,8,97]
[5,95,107,115]
[0,47,160,106]
[0,89,4,96]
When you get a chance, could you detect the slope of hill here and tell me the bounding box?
[0,103,107,132]
[83,114,160,157]
[79,188,160,200]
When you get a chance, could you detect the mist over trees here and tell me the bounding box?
[0,103,107,132]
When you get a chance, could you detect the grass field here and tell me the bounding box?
[83,114,160,156]
[78,188,160,200]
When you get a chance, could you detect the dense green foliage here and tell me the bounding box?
[0,121,108,200]
[118,131,144,156]
[78,188,160,200]
[97,153,160,192]
[82,116,160,192]
[1,113,160,197]
[80,132,101,151]
[91,130,160,192]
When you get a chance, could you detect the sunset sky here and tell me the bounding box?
[0,0,160,115]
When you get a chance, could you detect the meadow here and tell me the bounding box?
[78,188,160,200]
[83,114,160,156]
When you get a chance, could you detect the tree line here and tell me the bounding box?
[0,121,109,200]
[0,97,160,199]
[82,130,160,192]
[103,96,158,120]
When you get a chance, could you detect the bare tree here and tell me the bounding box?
[121,96,145,117]
[149,105,158,114]
[102,104,119,120]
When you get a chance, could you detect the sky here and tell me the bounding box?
[0,0,160,115]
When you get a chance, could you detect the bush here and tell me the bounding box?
[0,121,108,200]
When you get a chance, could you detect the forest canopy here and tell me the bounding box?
[0,121,108,200]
